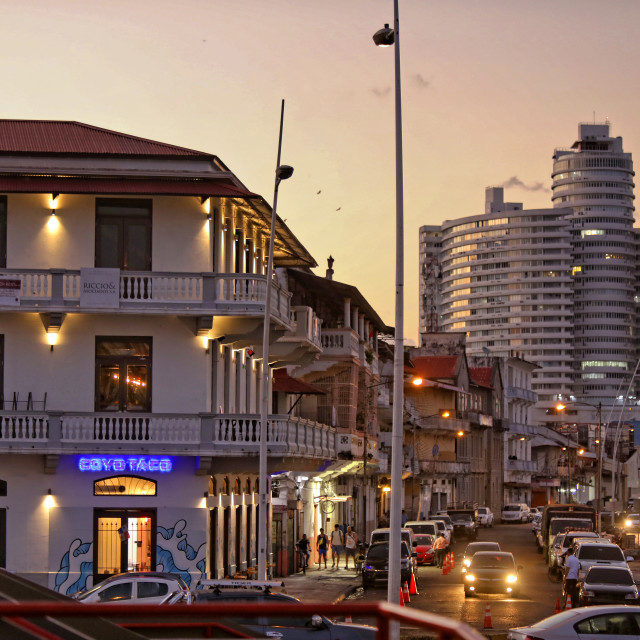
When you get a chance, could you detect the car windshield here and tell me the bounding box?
[465,543,499,555]
[414,534,433,545]
[503,505,521,511]
[477,508,488,515]
[436,516,452,525]
[578,546,625,561]
[452,515,472,524]
[371,532,390,543]
[550,519,593,535]
[586,568,634,585]
[471,554,515,569]
[367,544,409,559]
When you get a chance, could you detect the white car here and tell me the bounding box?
[72,571,191,604]
[508,605,640,640]
[475,507,494,528]
[501,503,530,523]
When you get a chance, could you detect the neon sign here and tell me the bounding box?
[78,456,173,473]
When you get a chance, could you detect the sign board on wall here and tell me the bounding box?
[0,278,21,306]
[80,268,120,308]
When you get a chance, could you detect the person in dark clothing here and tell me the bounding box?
[297,533,311,574]
[316,528,328,569]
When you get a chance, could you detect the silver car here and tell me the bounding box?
[579,566,640,606]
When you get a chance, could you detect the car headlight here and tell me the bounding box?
[625,519,632,527]
[506,575,518,584]
[465,574,475,582]
[463,559,471,567]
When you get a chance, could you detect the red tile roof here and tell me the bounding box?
[408,356,459,380]
[0,176,256,198]
[0,120,211,157]
[272,369,325,395]
[469,367,493,388]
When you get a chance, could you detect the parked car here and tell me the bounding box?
[579,566,640,606]
[460,541,501,580]
[475,507,494,528]
[528,507,541,521]
[72,572,190,604]
[508,605,640,640]
[413,533,435,565]
[624,513,640,529]
[406,520,450,544]
[193,579,377,639]
[449,512,477,540]
[501,503,530,523]
[463,551,521,598]
[369,527,417,570]
[573,540,634,580]
[548,530,601,574]
[433,514,454,538]
[362,541,417,590]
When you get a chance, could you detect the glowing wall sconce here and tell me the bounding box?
[201,196,212,220]
[50,193,60,216]
[45,488,55,508]
[40,312,64,351]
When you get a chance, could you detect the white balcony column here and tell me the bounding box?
[236,224,246,274]
[351,306,359,337]
[212,204,224,273]
[211,339,221,412]
[223,345,233,412]
[224,212,236,274]
[358,314,365,343]
[246,224,256,274]
[343,298,351,328]
[364,319,370,346]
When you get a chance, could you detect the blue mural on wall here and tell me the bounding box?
[54,518,206,594]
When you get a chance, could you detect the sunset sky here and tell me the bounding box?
[5,0,640,342]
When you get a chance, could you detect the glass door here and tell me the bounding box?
[94,509,155,583]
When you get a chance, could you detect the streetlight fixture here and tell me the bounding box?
[373,0,405,606]
[257,99,294,581]
[555,401,602,532]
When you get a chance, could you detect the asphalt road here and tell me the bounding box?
[351,521,561,631]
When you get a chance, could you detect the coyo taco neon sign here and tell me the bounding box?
[78,456,173,473]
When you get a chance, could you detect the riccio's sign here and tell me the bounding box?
[78,456,173,473]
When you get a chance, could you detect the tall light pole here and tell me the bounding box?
[556,401,602,531]
[373,0,404,605]
[258,99,294,580]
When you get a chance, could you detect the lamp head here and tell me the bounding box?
[373,24,395,47]
[276,165,294,181]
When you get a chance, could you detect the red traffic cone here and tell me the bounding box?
[483,602,493,629]
[403,581,411,603]
[345,616,352,624]
[399,588,405,606]
[409,572,419,595]
[565,594,572,610]
[444,553,451,575]
[555,598,562,614]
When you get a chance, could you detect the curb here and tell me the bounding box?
[333,582,361,603]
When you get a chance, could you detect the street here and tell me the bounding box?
[350,522,560,631]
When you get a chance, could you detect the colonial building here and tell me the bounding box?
[0,120,338,589]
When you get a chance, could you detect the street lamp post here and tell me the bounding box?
[555,401,602,532]
[258,99,294,581]
[373,0,404,606]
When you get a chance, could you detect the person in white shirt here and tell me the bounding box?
[344,526,358,569]
[330,524,344,569]
[563,547,580,607]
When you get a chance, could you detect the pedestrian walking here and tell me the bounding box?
[433,532,448,568]
[297,533,311,574]
[316,528,328,569]
[330,524,344,569]
[344,526,358,569]
[563,547,580,607]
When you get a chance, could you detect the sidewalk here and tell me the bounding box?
[279,563,362,603]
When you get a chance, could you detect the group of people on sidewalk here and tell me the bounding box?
[297,524,359,571]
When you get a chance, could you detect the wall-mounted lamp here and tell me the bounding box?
[382,486,391,493]
[201,196,212,220]
[457,430,465,437]
[45,488,55,508]
[48,488,52,495]
[40,312,64,351]
[50,193,60,216]
[203,491,208,498]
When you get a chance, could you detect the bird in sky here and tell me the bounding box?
[335,207,341,212]
[317,190,322,194]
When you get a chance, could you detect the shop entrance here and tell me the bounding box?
[94,509,155,583]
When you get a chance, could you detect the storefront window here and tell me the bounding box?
[94,476,157,496]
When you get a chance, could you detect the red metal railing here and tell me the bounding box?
[0,601,487,640]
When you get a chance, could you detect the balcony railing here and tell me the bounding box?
[506,459,538,472]
[320,329,360,359]
[0,411,335,458]
[0,269,292,324]
[418,460,470,475]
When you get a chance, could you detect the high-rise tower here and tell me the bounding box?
[552,122,637,405]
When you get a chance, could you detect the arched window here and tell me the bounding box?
[222,476,230,495]
[209,477,217,496]
[234,477,241,495]
[94,476,156,496]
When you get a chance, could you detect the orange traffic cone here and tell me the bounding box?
[399,588,405,606]
[345,616,352,624]
[555,598,562,614]
[409,573,419,595]
[565,594,572,610]
[483,602,493,629]
[403,581,411,604]
[444,553,451,575]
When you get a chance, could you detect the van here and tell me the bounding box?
[406,520,450,543]
[369,527,416,551]
[501,503,530,523]
[573,540,633,580]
